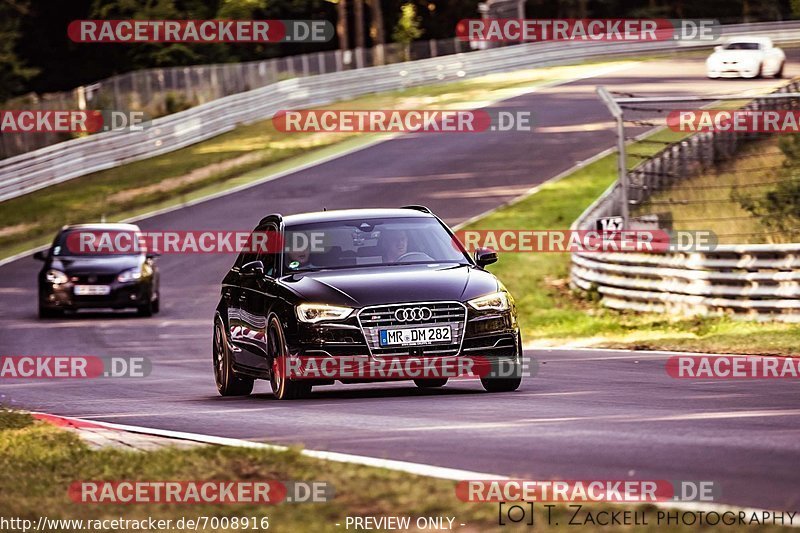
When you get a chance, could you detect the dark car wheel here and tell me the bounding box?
[213,320,254,396]
[414,378,448,388]
[137,293,159,316]
[268,316,311,400]
[776,61,785,78]
[480,353,523,393]
[38,303,63,319]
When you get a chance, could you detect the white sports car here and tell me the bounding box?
[706,37,785,79]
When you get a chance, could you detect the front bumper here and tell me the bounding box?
[286,304,519,361]
[40,280,151,310]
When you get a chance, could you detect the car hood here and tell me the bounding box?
[709,50,763,63]
[281,264,499,307]
[49,255,143,275]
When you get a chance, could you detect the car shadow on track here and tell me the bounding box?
[201,383,487,403]
[34,310,146,320]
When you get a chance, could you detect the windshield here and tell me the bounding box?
[724,42,761,50]
[53,229,143,257]
[282,217,470,273]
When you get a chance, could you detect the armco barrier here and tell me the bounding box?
[2,21,800,202]
[570,80,800,322]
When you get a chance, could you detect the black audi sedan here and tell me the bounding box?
[213,206,522,400]
[35,223,160,318]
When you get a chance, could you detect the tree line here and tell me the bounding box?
[1,0,793,102]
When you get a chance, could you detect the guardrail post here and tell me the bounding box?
[597,86,629,227]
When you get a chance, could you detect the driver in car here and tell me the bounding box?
[380,229,409,263]
[286,247,317,270]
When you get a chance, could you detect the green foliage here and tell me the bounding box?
[392,3,423,45]
[217,0,269,19]
[0,0,38,101]
[734,134,800,234]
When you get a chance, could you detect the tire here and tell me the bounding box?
[38,304,63,319]
[776,61,785,78]
[137,302,153,317]
[213,320,254,396]
[414,378,448,388]
[749,63,763,79]
[268,316,312,400]
[480,355,522,393]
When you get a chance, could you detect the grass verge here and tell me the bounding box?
[469,128,800,356]
[4,408,779,533]
[0,60,640,260]
[632,134,794,245]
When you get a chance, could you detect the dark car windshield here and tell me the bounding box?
[282,217,470,273]
[52,229,142,257]
[724,42,761,50]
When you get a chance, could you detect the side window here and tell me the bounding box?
[256,223,279,277]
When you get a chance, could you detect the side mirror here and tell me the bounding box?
[33,250,47,261]
[240,260,265,277]
[474,248,498,268]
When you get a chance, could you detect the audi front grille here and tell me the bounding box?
[356,301,467,357]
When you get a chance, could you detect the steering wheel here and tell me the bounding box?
[395,251,433,262]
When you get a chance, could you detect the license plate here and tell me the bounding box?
[379,326,451,346]
[74,285,111,296]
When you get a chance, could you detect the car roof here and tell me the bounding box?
[281,208,433,227]
[61,223,141,231]
[725,36,772,45]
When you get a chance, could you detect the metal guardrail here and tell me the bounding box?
[3,21,800,203]
[571,79,800,322]
[0,37,476,159]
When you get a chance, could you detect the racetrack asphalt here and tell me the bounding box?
[1,55,799,512]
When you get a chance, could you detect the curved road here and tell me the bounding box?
[2,55,799,513]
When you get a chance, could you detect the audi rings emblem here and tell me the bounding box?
[394,307,433,322]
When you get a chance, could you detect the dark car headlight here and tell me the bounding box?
[467,291,510,312]
[117,268,142,283]
[45,269,68,284]
[296,303,353,323]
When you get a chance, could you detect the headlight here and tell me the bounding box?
[45,269,68,284]
[467,291,510,311]
[296,303,353,323]
[117,268,142,283]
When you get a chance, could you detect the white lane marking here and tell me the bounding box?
[512,390,598,397]
[533,346,798,357]
[648,409,800,422]
[29,411,800,519]
[394,408,800,432]
[72,407,288,418]
[31,412,501,481]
